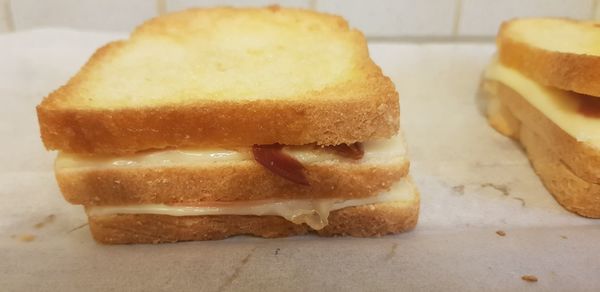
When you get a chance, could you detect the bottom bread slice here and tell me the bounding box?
[482,79,600,218]
[88,196,419,244]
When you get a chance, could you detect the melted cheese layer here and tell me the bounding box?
[86,177,415,230]
[56,134,407,169]
[484,59,600,145]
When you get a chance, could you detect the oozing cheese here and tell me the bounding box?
[56,134,407,169]
[484,59,600,146]
[86,177,415,230]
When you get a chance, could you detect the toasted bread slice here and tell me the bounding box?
[482,79,600,218]
[37,7,399,154]
[483,60,600,182]
[87,194,420,244]
[55,134,408,205]
[498,18,600,97]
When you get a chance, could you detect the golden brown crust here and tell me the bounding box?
[498,19,600,97]
[482,79,600,218]
[483,80,600,182]
[520,126,600,218]
[38,85,399,154]
[87,199,420,244]
[57,158,409,205]
[36,7,399,154]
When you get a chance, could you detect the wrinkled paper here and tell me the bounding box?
[1,30,599,291]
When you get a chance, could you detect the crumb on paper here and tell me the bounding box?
[452,185,465,195]
[496,230,506,237]
[274,248,280,255]
[560,235,567,239]
[19,234,36,242]
[34,214,56,229]
[521,275,538,282]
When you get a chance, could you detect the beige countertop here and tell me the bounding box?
[1,29,599,291]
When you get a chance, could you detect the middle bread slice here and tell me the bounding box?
[56,134,409,205]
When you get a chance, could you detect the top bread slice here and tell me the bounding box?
[37,6,399,155]
[498,18,600,97]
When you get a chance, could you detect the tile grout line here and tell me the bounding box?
[157,0,166,15]
[367,35,494,43]
[3,0,15,31]
[451,0,463,39]
[593,0,599,19]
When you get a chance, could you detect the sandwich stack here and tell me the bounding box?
[482,18,600,218]
[36,7,420,244]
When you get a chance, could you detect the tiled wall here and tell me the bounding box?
[0,0,598,39]
[458,0,595,36]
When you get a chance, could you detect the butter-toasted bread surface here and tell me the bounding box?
[88,196,420,244]
[37,7,399,154]
[498,18,600,97]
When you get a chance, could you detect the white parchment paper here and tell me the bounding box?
[1,30,599,291]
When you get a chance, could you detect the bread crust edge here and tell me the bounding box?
[87,197,420,244]
[481,79,600,218]
[57,159,410,205]
[498,19,600,97]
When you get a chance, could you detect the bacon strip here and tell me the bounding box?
[252,142,364,185]
[578,94,600,118]
[252,144,310,186]
[326,142,364,160]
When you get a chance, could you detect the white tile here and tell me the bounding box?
[0,0,11,32]
[316,0,456,38]
[459,0,595,37]
[11,0,158,32]
[596,0,600,20]
[167,0,311,12]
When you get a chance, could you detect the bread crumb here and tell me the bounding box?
[496,230,506,237]
[34,214,56,229]
[19,234,36,242]
[521,275,538,282]
[560,235,567,239]
[452,185,465,195]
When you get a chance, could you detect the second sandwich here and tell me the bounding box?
[482,18,600,218]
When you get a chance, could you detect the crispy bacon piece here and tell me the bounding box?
[252,142,363,185]
[252,144,309,186]
[578,93,600,118]
[327,142,364,160]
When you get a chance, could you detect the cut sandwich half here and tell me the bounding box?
[482,18,600,218]
[36,6,419,243]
